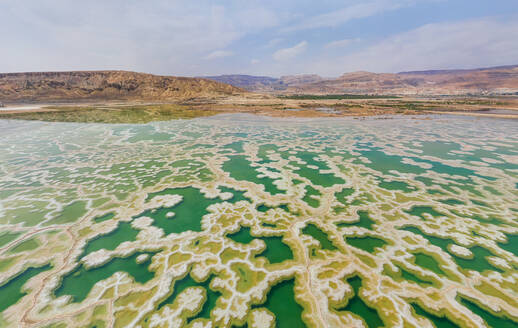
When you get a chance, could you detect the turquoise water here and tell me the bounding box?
[1,114,517,327]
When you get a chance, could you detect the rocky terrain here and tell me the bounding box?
[205,74,324,92]
[206,65,518,95]
[201,75,281,91]
[0,71,243,103]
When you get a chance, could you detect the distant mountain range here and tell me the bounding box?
[0,71,242,103]
[1,65,517,104]
[204,65,518,95]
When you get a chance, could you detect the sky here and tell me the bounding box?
[1,0,517,77]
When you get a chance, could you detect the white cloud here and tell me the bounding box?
[266,38,284,48]
[204,50,234,60]
[273,41,308,61]
[311,17,518,75]
[251,59,260,64]
[325,38,359,49]
[283,0,415,32]
[0,1,279,75]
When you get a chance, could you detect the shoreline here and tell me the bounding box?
[1,96,518,122]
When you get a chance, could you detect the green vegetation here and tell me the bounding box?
[0,104,218,123]
[279,94,399,100]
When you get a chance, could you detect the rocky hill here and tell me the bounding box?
[0,71,243,103]
[204,74,324,92]
[202,75,281,92]
[206,65,518,95]
[290,65,518,95]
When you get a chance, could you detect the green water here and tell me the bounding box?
[0,232,21,248]
[257,203,290,214]
[227,227,255,244]
[379,179,415,193]
[458,296,518,328]
[405,206,444,220]
[302,224,337,251]
[402,226,503,273]
[455,246,503,273]
[137,187,219,234]
[54,252,155,303]
[498,234,518,256]
[411,303,459,328]
[222,155,284,195]
[303,185,321,208]
[336,276,384,328]
[413,253,447,277]
[289,151,345,187]
[346,236,387,254]
[254,279,306,328]
[93,212,115,223]
[81,222,140,258]
[227,227,294,263]
[335,188,355,206]
[396,265,436,287]
[0,264,52,313]
[157,272,220,321]
[225,141,245,153]
[44,200,87,225]
[439,199,465,206]
[7,237,40,254]
[2,114,518,326]
[357,148,426,175]
[219,186,251,204]
[336,211,376,230]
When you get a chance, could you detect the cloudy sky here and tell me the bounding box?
[1,0,517,77]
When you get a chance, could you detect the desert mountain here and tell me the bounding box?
[201,75,281,91]
[204,74,324,92]
[206,65,518,95]
[0,71,243,103]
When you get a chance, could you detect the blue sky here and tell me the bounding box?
[1,0,517,77]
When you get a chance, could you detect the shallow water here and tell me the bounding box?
[0,113,517,327]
